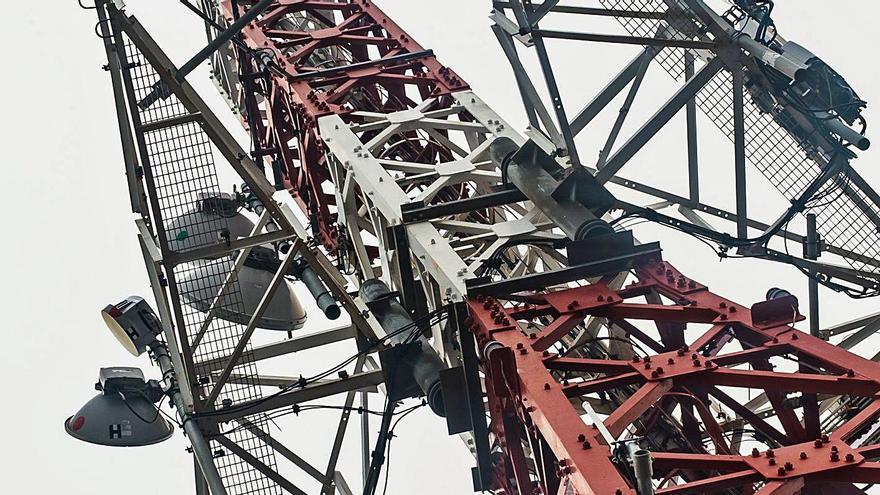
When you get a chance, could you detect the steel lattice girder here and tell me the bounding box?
[467,256,880,494]
[218,0,468,250]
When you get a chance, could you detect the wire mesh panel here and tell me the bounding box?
[598,0,880,275]
[118,34,282,495]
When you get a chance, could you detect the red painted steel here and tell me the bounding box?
[467,256,880,494]
[215,2,880,493]
[219,0,468,249]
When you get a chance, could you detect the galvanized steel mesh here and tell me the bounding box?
[119,33,282,495]
[598,0,880,274]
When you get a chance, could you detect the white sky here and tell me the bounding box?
[1,1,880,494]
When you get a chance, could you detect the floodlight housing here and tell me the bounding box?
[65,367,173,447]
[101,296,163,356]
[167,192,255,254]
[179,258,307,331]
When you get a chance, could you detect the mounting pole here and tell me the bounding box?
[805,213,821,338]
[150,341,229,495]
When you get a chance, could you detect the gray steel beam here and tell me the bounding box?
[495,3,667,20]
[596,57,724,184]
[206,243,302,406]
[151,342,228,495]
[195,325,355,373]
[491,24,564,148]
[177,0,275,79]
[320,356,366,495]
[531,32,581,164]
[235,419,329,485]
[208,371,386,422]
[215,436,308,495]
[570,48,656,136]
[839,318,880,351]
[685,51,699,204]
[597,54,650,169]
[733,68,748,239]
[806,214,821,338]
[96,3,149,217]
[535,30,715,50]
[825,312,880,337]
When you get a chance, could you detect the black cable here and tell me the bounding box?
[78,0,97,9]
[197,306,449,420]
[119,391,166,424]
[381,402,426,495]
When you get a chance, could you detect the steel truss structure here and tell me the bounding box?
[84,0,880,494]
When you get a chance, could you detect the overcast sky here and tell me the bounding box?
[2,1,880,494]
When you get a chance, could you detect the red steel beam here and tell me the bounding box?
[221,0,468,249]
[468,256,880,494]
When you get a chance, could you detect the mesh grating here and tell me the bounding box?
[119,33,282,495]
[598,0,880,274]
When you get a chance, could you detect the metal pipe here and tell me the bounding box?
[359,279,447,416]
[489,137,614,241]
[291,256,342,320]
[825,117,871,151]
[735,34,808,83]
[631,449,654,495]
[150,342,228,495]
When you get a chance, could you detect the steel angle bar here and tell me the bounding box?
[137,231,197,411]
[530,31,581,165]
[597,51,651,169]
[234,418,329,485]
[825,312,880,337]
[494,3,668,20]
[535,30,715,50]
[596,56,725,184]
[215,435,307,495]
[177,0,275,79]
[96,3,148,216]
[208,371,385,423]
[190,210,272,350]
[320,355,367,495]
[491,23,565,148]
[839,318,880,351]
[110,9,292,230]
[165,228,291,266]
[206,242,302,406]
[733,66,748,238]
[570,48,658,136]
[685,51,699,203]
[195,325,355,373]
